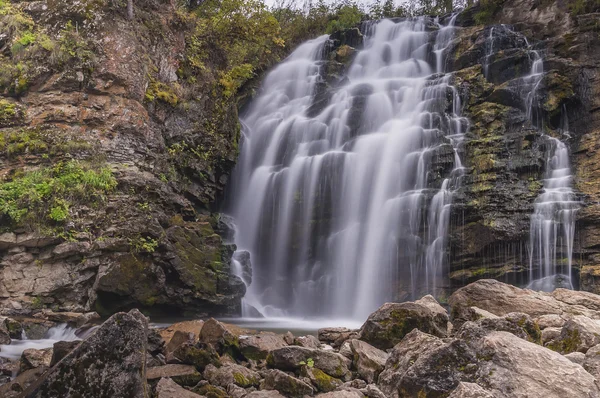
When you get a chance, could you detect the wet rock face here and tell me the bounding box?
[445,0,600,291]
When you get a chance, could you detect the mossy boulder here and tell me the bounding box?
[359,298,449,350]
[173,341,222,371]
[203,363,261,388]
[303,366,342,392]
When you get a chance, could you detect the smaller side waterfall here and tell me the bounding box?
[524,43,579,291]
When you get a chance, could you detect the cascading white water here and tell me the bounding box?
[228,17,467,322]
[525,45,579,291]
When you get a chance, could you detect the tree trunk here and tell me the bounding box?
[127,0,134,20]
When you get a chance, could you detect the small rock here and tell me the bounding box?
[348,339,388,384]
[263,369,314,397]
[155,377,203,398]
[159,320,204,346]
[226,382,248,398]
[146,364,203,386]
[240,332,288,360]
[295,335,321,349]
[246,391,286,398]
[283,331,295,345]
[535,314,566,329]
[318,327,358,347]
[20,348,53,372]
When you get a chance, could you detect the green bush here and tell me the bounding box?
[326,4,363,33]
[0,160,117,226]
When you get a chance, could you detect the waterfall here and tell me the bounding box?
[524,44,579,291]
[227,17,467,321]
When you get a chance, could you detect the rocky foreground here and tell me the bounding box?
[3,280,600,397]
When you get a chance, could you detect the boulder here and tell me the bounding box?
[155,377,203,398]
[20,348,53,372]
[584,344,600,378]
[50,341,80,366]
[456,312,541,344]
[23,309,149,398]
[21,319,54,340]
[447,382,494,398]
[304,366,343,392]
[318,328,359,347]
[203,363,261,388]
[267,346,350,379]
[172,341,221,370]
[262,369,314,397]
[294,335,321,349]
[166,330,194,355]
[348,339,388,384]
[146,364,202,386]
[547,315,600,354]
[535,314,566,329]
[359,298,448,350]
[33,310,100,327]
[239,332,288,360]
[541,327,562,345]
[477,331,600,398]
[199,318,242,354]
[448,280,600,327]
[378,331,476,398]
[378,329,446,397]
[159,320,204,346]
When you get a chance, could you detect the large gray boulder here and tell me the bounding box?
[478,331,599,398]
[23,309,149,398]
[449,280,600,327]
[359,296,448,350]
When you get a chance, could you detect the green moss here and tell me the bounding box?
[310,368,341,392]
[473,0,507,25]
[145,79,179,106]
[547,328,581,354]
[233,371,260,387]
[192,385,228,398]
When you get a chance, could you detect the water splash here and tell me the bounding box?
[0,324,89,361]
[228,17,466,321]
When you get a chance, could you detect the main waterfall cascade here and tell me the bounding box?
[227,16,468,323]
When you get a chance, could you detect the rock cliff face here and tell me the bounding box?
[444,0,600,292]
[0,0,247,317]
